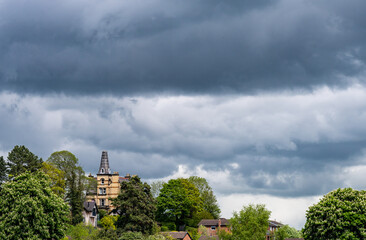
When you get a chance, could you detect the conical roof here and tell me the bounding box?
[98,151,111,174]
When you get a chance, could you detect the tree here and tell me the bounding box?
[47,150,86,225]
[188,176,221,218]
[230,204,270,240]
[100,215,118,230]
[150,180,165,198]
[7,145,43,178]
[113,176,157,234]
[41,162,66,197]
[303,188,366,240]
[156,178,203,230]
[0,171,69,239]
[0,156,7,184]
[275,225,302,240]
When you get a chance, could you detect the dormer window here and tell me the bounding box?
[101,168,105,174]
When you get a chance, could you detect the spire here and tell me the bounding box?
[98,151,111,174]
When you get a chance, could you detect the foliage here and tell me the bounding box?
[188,176,221,218]
[0,156,7,184]
[303,188,366,240]
[48,150,86,225]
[98,209,108,220]
[186,226,201,240]
[96,228,118,240]
[230,204,271,240]
[41,162,66,196]
[100,215,118,230]
[7,145,43,178]
[66,223,99,240]
[156,178,203,230]
[275,225,302,240]
[218,228,233,240]
[150,180,165,198]
[119,231,145,240]
[0,171,69,240]
[198,224,209,236]
[113,175,157,234]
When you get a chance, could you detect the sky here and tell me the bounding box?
[1,0,366,229]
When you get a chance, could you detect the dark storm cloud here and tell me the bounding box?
[1,0,366,95]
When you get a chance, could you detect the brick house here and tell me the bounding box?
[266,220,284,239]
[198,218,230,237]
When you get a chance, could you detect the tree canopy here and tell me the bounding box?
[7,145,43,178]
[188,176,221,219]
[0,156,7,184]
[275,225,302,240]
[229,204,271,240]
[0,171,69,239]
[113,176,157,234]
[156,178,203,230]
[47,150,86,225]
[303,188,366,240]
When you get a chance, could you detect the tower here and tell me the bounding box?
[98,151,111,174]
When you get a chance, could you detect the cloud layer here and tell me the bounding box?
[1,0,366,94]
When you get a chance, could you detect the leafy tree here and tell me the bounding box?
[48,150,86,225]
[156,178,203,230]
[150,180,165,198]
[303,188,366,240]
[7,145,43,178]
[275,225,302,240]
[41,162,66,196]
[230,204,271,240]
[0,156,7,184]
[0,171,69,239]
[100,215,118,230]
[188,176,221,218]
[119,231,145,240]
[66,223,99,240]
[113,176,156,234]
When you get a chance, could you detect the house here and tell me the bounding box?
[163,231,193,240]
[266,220,284,239]
[198,218,230,237]
[82,201,98,227]
[86,151,130,212]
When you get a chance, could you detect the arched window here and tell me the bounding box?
[101,168,105,173]
[101,178,104,185]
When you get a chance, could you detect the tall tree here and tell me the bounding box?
[275,225,302,240]
[0,156,7,185]
[303,188,366,240]
[150,180,165,198]
[156,178,203,230]
[112,176,156,234]
[0,171,69,239]
[7,145,43,178]
[188,176,221,218]
[41,162,66,197]
[230,204,271,240]
[47,150,86,225]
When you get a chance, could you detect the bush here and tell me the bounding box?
[66,223,99,240]
[119,231,145,240]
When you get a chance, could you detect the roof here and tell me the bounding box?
[83,201,97,212]
[163,232,191,239]
[268,220,284,227]
[198,218,230,227]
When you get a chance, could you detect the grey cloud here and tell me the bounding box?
[1,0,366,95]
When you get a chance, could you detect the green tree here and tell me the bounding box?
[7,145,43,178]
[150,180,165,198]
[303,188,366,240]
[100,215,118,230]
[230,204,271,240]
[66,223,99,240]
[275,225,302,240]
[188,176,221,218]
[41,162,66,197]
[48,150,86,225]
[156,178,203,230]
[113,176,156,234]
[0,156,7,184]
[0,171,69,240]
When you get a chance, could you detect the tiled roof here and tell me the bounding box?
[198,218,230,227]
[163,232,190,239]
[269,220,284,227]
[83,201,97,212]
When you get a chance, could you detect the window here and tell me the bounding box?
[100,199,105,206]
[101,178,104,185]
[211,226,216,230]
[101,168,104,173]
[99,188,103,194]
[103,188,106,194]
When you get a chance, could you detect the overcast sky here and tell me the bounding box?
[1,0,366,229]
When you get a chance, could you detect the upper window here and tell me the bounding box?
[101,178,105,185]
[103,188,106,194]
[101,168,104,173]
[99,188,103,194]
[100,199,105,206]
[211,226,216,230]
